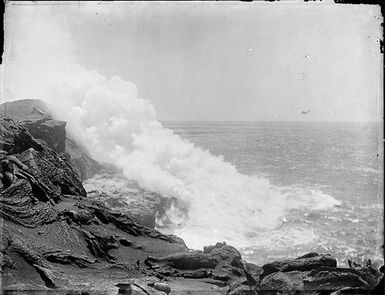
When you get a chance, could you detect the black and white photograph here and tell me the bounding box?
[0,1,383,294]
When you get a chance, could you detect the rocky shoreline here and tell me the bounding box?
[0,100,383,294]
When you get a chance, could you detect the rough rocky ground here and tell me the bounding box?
[0,99,383,294]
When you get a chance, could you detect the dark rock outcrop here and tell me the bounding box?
[17,146,86,199]
[261,252,337,278]
[258,254,382,293]
[1,117,44,154]
[79,226,119,263]
[0,178,58,227]
[85,174,172,229]
[145,242,262,290]
[0,118,84,226]
[43,250,95,268]
[371,264,384,295]
[78,199,186,245]
[0,99,100,180]
[0,99,66,153]
[23,118,67,153]
[65,137,101,180]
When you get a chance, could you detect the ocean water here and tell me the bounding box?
[162,121,384,266]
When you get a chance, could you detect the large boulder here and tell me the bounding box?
[260,271,306,293]
[145,242,262,287]
[259,254,383,293]
[85,174,170,229]
[261,252,337,278]
[260,266,382,293]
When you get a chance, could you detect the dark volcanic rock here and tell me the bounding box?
[23,118,67,153]
[17,146,86,199]
[65,137,101,180]
[260,271,306,293]
[2,228,60,288]
[371,264,384,295]
[86,189,160,229]
[0,118,44,154]
[59,208,96,225]
[147,252,218,270]
[85,174,170,229]
[0,179,58,227]
[0,99,65,153]
[0,118,84,199]
[259,264,382,293]
[145,242,262,289]
[261,252,337,278]
[259,253,382,293]
[0,99,100,180]
[80,227,119,263]
[204,242,244,269]
[78,199,185,245]
[303,267,370,291]
[43,250,95,268]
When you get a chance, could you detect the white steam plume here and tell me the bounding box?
[1,3,340,249]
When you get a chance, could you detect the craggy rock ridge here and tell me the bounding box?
[0,99,101,180]
[85,174,172,229]
[0,111,383,294]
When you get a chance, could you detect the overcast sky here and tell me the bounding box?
[2,1,383,121]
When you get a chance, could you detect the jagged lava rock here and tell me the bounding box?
[24,118,66,153]
[259,253,382,293]
[65,137,101,180]
[0,99,100,180]
[1,118,85,199]
[0,99,66,153]
[84,173,171,229]
[261,252,337,278]
[145,242,262,289]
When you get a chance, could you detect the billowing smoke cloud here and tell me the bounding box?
[1,3,340,249]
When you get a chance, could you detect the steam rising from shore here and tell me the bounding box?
[2,4,340,249]
[49,70,341,248]
[14,68,342,248]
